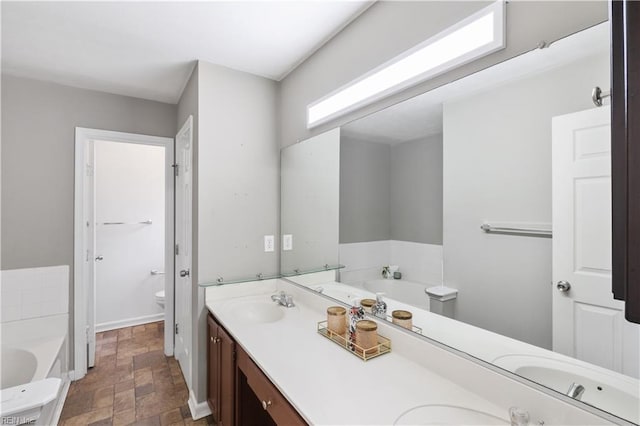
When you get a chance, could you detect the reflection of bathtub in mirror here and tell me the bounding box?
[310,283,367,302]
[343,279,430,310]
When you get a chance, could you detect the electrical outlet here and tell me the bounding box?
[283,234,293,251]
[264,235,275,252]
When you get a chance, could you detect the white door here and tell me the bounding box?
[84,141,97,368]
[552,106,639,378]
[175,116,193,387]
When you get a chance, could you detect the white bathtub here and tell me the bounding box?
[1,314,69,425]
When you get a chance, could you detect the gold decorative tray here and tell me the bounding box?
[316,321,391,361]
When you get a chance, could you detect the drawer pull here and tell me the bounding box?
[261,400,272,410]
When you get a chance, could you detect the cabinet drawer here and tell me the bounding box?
[237,347,306,426]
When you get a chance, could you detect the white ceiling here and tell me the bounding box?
[1,1,371,104]
[342,22,610,144]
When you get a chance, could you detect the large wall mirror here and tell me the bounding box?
[280,21,640,424]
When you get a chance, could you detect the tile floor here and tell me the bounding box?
[60,322,214,426]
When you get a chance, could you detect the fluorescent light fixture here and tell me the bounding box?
[307,1,505,128]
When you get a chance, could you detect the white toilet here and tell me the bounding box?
[425,286,458,318]
[155,290,165,308]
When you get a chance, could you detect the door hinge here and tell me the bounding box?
[86,164,94,177]
[172,163,179,177]
[175,323,179,335]
[175,244,179,255]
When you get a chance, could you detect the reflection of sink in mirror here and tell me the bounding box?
[493,354,640,423]
[223,299,285,324]
[393,404,508,425]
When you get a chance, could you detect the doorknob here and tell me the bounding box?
[557,280,571,292]
[180,269,190,278]
[95,255,104,261]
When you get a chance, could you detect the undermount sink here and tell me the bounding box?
[394,404,508,425]
[493,354,640,423]
[224,299,285,324]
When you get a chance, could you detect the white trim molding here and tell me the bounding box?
[96,313,164,333]
[73,127,175,379]
[188,389,212,420]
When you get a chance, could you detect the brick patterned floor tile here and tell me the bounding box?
[62,322,193,426]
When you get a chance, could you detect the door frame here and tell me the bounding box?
[73,127,175,379]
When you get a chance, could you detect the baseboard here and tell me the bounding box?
[67,370,81,381]
[188,389,211,420]
[96,313,164,332]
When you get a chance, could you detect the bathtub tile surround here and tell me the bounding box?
[339,240,443,284]
[1,265,70,425]
[0,265,69,322]
[60,322,213,425]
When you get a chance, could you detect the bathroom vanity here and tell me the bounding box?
[205,279,620,425]
[207,313,305,426]
[199,6,639,426]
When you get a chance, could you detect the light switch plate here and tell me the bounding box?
[283,234,293,251]
[264,235,275,252]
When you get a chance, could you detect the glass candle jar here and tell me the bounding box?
[355,320,378,355]
[327,306,347,336]
[392,310,413,330]
[360,298,375,314]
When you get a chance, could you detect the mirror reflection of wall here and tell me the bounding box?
[339,23,614,349]
[280,128,340,274]
[339,124,443,311]
[443,41,609,350]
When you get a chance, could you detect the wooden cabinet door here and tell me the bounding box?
[611,0,640,324]
[218,325,235,426]
[236,346,307,426]
[207,315,220,421]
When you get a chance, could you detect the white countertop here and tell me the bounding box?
[205,279,616,425]
[297,279,639,423]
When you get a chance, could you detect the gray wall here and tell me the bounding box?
[390,135,443,244]
[279,1,607,148]
[339,135,443,245]
[442,52,610,349]
[339,136,390,243]
[1,74,177,368]
[192,60,279,402]
[281,129,340,272]
[197,61,279,283]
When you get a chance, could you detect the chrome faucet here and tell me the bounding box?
[566,383,585,400]
[271,291,295,307]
